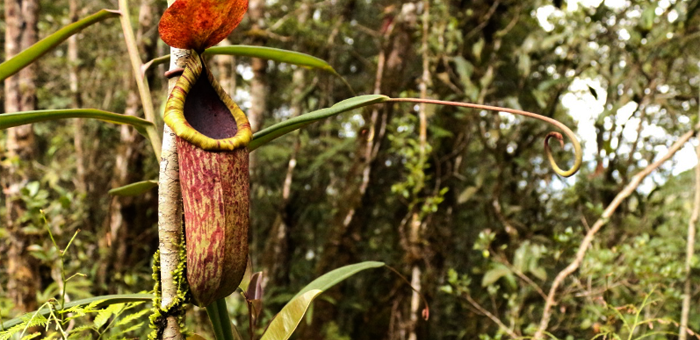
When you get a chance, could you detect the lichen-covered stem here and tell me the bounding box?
[157,20,191,339]
[158,124,184,340]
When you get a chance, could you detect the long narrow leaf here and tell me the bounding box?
[109,180,158,196]
[0,109,154,138]
[290,261,385,300]
[260,262,385,340]
[1,294,152,329]
[203,46,336,73]
[249,95,388,151]
[0,9,120,82]
[145,45,338,74]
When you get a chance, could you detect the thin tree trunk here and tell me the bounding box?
[214,38,236,96]
[68,0,86,194]
[2,0,40,315]
[261,0,311,291]
[247,0,267,179]
[679,91,700,340]
[406,3,430,340]
[307,5,417,339]
[109,0,158,278]
[316,1,417,281]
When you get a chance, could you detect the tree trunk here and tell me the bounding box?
[69,0,86,194]
[305,4,418,339]
[260,0,311,292]
[2,0,40,315]
[247,0,267,187]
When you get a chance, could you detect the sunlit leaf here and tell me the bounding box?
[158,0,247,51]
[108,180,158,196]
[260,261,384,340]
[259,290,323,340]
[0,109,154,138]
[0,10,119,82]
[250,95,389,151]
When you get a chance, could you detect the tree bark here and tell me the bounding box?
[260,0,311,292]
[679,92,700,340]
[306,4,418,339]
[406,4,430,340]
[69,0,86,194]
[247,0,267,183]
[2,0,40,315]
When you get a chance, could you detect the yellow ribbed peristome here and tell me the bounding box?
[163,51,252,151]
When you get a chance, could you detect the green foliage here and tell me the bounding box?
[2,0,699,339]
[0,220,151,340]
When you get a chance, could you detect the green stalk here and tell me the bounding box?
[117,0,162,159]
[217,299,236,340]
[206,300,226,340]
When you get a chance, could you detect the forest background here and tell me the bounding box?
[1,0,700,339]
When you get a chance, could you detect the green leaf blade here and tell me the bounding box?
[250,95,389,151]
[109,180,158,197]
[260,262,384,340]
[0,9,119,82]
[203,46,335,73]
[0,109,154,138]
[260,290,322,340]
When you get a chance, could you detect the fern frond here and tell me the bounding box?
[20,332,41,340]
[94,304,123,329]
[115,308,149,327]
[108,321,144,339]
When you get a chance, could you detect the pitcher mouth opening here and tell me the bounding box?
[183,63,239,140]
[163,52,252,151]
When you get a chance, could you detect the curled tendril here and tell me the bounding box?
[388,98,583,177]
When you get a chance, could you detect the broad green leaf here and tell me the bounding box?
[109,180,158,196]
[0,10,119,82]
[0,109,154,138]
[0,294,152,330]
[203,46,336,73]
[292,261,385,301]
[481,264,514,287]
[260,262,384,340]
[260,290,322,340]
[250,95,389,151]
